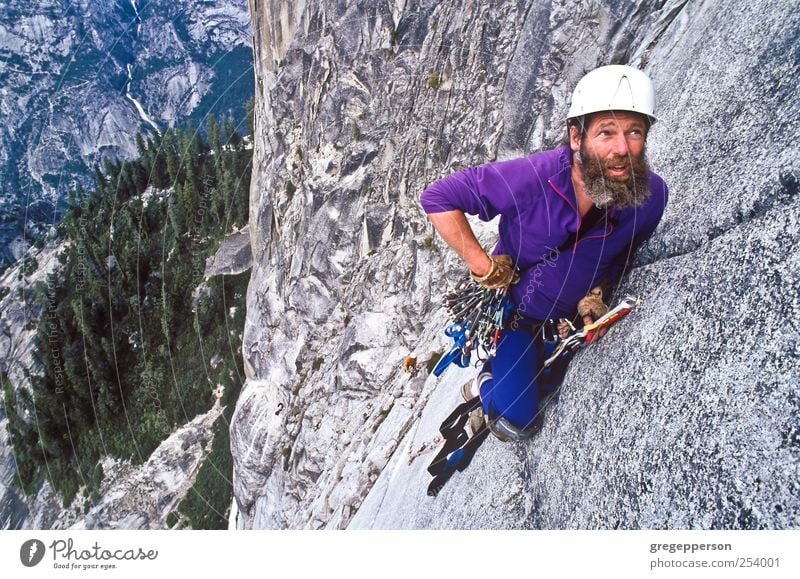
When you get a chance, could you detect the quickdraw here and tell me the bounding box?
[431,279,513,377]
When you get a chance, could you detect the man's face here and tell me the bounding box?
[572,111,651,209]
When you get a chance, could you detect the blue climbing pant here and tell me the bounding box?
[478,325,567,431]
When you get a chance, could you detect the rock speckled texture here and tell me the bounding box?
[236,0,799,529]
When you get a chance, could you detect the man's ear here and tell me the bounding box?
[569,124,581,153]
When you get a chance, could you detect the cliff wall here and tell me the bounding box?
[235,0,799,529]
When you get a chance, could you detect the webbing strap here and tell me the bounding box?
[426,396,490,497]
[427,424,489,497]
[427,397,480,475]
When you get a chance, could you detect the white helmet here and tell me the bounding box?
[567,65,657,124]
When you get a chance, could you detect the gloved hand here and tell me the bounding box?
[470,254,520,289]
[577,286,609,320]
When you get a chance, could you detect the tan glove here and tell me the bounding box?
[577,286,609,320]
[470,254,520,289]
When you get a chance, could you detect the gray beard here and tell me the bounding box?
[577,147,652,209]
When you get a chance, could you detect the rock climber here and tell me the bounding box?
[420,65,668,441]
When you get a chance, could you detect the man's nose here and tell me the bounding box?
[611,133,630,156]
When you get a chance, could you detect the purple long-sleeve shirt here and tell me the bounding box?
[420,145,668,320]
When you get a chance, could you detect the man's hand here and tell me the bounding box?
[470,254,520,289]
[577,286,608,318]
[426,210,509,285]
[576,286,610,339]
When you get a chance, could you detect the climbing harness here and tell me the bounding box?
[426,294,641,497]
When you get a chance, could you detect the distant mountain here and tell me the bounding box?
[0,0,253,270]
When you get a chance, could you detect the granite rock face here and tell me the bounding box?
[235,0,799,529]
[0,242,62,529]
[204,228,253,278]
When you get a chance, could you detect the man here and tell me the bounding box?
[420,65,668,441]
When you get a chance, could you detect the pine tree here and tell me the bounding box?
[162,130,181,183]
